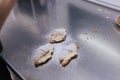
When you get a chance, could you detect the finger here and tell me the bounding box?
[0,0,16,30]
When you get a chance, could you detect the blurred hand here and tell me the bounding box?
[0,0,16,30]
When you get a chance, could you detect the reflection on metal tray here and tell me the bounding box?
[1,0,120,80]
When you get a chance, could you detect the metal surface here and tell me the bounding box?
[88,0,120,11]
[1,0,120,80]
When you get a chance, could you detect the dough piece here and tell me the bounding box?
[60,43,79,67]
[50,28,67,43]
[34,44,54,67]
[117,16,120,24]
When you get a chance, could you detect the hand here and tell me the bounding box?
[0,0,16,30]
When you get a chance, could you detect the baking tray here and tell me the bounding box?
[1,0,120,80]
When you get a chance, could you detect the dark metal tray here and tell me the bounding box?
[1,0,120,80]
